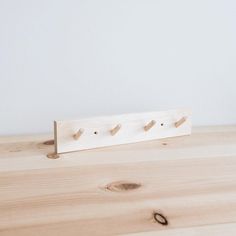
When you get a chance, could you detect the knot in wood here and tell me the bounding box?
[47,153,60,159]
[153,212,168,226]
[106,181,141,192]
[43,140,54,145]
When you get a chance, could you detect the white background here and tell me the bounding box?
[0,0,235,135]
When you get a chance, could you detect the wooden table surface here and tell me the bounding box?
[0,126,236,235]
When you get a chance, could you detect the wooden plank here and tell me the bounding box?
[54,109,191,153]
[0,126,236,235]
[122,223,236,236]
[0,155,236,234]
[0,126,236,172]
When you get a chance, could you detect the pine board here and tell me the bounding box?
[0,126,236,235]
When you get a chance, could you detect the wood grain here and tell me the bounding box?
[123,223,236,236]
[0,126,236,235]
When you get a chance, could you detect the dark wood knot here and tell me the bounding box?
[153,212,168,226]
[106,181,141,192]
[43,140,54,145]
[47,152,60,159]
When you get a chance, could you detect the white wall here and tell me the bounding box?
[0,0,236,135]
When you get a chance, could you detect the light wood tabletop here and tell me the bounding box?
[0,126,236,235]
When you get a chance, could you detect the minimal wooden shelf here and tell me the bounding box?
[0,126,236,235]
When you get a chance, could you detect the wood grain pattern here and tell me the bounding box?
[124,223,236,236]
[0,126,236,235]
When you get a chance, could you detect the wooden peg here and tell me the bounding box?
[73,128,84,140]
[175,117,187,128]
[144,120,156,131]
[110,124,121,136]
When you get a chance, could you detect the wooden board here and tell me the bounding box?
[124,223,236,236]
[0,126,236,235]
[54,109,191,153]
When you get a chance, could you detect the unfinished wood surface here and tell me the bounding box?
[0,126,236,235]
[54,109,191,153]
[123,223,236,236]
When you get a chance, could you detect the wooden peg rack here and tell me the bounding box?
[54,109,191,154]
